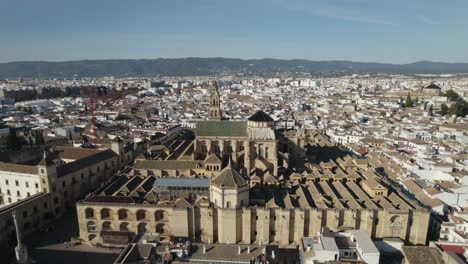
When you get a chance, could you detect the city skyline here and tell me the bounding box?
[1,1,468,263]
[1,0,468,63]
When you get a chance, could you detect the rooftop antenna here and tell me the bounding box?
[88,86,97,147]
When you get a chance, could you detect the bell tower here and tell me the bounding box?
[208,80,222,120]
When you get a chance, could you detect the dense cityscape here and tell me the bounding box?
[2,0,468,263]
[0,73,466,263]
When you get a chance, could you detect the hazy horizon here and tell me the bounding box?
[1,0,468,64]
[2,57,468,65]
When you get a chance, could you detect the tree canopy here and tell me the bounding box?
[440,104,448,116]
[443,89,459,100]
[405,92,414,108]
[6,128,21,150]
[448,101,468,117]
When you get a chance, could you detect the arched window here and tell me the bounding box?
[265,147,269,159]
[226,201,231,208]
[85,208,94,219]
[155,210,169,221]
[118,209,129,220]
[156,223,170,235]
[119,222,129,232]
[258,144,264,158]
[102,221,112,231]
[390,216,401,227]
[136,210,148,221]
[100,208,112,220]
[138,223,147,234]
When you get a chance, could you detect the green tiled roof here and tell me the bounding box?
[196,121,247,137]
[134,160,200,170]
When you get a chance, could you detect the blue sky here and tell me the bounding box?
[1,0,467,63]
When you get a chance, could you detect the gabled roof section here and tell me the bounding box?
[264,174,279,184]
[174,198,192,208]
[248,110,274,122]
[204,154,222,164]
[425,83,441,89]
[250,174,261,182]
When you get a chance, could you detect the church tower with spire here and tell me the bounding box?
[208,80,222,120]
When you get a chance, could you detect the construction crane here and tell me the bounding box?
[86,85,122,147]
[87,86,98,147]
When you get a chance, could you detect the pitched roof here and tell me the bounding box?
[250,175,261,182]
[84,195,135,204]
[174,198,192,208]
[211,165,248,188]
[402,246,444,264]
[423,186,441,196]
[362,178,386,190]
[290,172,302,179]
[402,179,423,194]
[56,149,117,177]
[248,110,274,122]
[264,174,279,184]
[0,162,37,175]
[54,146,106,160]
[196,121,247,137]
[425,83,441,89]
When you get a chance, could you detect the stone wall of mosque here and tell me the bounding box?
[77,202,429,246]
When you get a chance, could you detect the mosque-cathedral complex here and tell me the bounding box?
[76,81,430,247]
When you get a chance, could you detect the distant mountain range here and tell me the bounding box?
[1,58,468,78]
